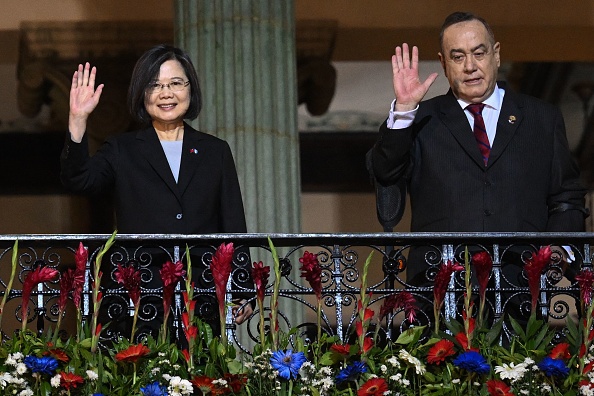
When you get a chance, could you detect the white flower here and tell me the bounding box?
[452,379,460,384]
[398,350,425,375]
[494,362,528,382]
[18,389,34,396]
[387,355,400,368]
[50,374,61,387]
[86,370,98,381]
[167,376,193,395]
[380,364,387,373]
[15,363,27,375]
[580,385,594,396]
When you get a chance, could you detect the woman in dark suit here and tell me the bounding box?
[61,44,252,337]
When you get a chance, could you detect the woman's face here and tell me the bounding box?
[145,59,191,129]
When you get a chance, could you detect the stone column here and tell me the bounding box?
[174,1,301,234]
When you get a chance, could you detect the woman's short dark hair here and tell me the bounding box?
[127,44,202,126]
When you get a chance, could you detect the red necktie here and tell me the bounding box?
[467,103,490,166]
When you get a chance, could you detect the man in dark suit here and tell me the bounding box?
[371,12,587,322]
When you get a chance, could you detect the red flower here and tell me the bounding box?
[160,260,186,314]
[251,261,270,303]
[549,342,571,360]
[182,349,190,362]
[362,337,374,353]
[211,243,234,318]
[357,378,388,396]
[455,332,469,350]
[60,372,84,390]
[434,260,464,310]
[576,269,594,306]
[486,379,514,396]
[45,348,70,363]
[72,242,88,307]
[58,269,74,313]
[471,251,492,300]
[114,263,141,306]
[299,251,322,300]
[22,265,59,321]
[191,375,215,394]
[427,339,456,365]
[524,246,552,312]
[378,291,417,323]
[330,344,351,356]
[114,344,150,363]
[223,373,247,393]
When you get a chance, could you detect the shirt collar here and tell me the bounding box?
[457,83,503,111]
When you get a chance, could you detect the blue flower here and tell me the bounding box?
[336,360,367,383]
[453,351,490,375]
[23,355,58,375]
[538,357,570,378]
[270,349,308,380]
[93,394,105,396]
[140,381,167,396]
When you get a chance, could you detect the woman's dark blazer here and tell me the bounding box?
[60,123,247,235]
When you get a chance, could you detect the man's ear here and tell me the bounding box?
[438,52,446,71]
[493,42,501,67]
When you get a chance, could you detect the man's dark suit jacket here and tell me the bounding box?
[371,84,586,235]
[60,123,247,234]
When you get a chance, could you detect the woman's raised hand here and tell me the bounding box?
[68,62,104,142]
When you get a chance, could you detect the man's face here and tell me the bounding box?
[438,20,500,103]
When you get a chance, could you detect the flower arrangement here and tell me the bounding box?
[1,235,593,395]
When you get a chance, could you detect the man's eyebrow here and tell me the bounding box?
[449,44,488,55]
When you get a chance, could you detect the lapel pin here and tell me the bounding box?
[190,148,198,154]
[508,115,516,124]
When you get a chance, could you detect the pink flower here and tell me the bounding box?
[160,260,186,315]
[379,291,417,323]
[251,261,270,303]
[114,263,141,306]
[210,243,234,318]
[299,251,322,300]
[433,260,464,310]
[576,269,594,306]
[22,266,59,322]
[524,246,552,313]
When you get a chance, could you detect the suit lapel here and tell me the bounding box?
[178,125,206,196]
[136,127,180,197]
[438,94,487,168]
[489,91,522,166]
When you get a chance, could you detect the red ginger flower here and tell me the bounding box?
[379,291,417,323]
[114,262,141,306]
[60,372,84,390]
[486,379,514,396]
[251,261,270,302]
[427,339,456,365]
[58,269,74,313]
[299,251,322,300]
[22,265,59,321]
[471,251,492,300]
[357,378,388,396]
[211,243,234,315]
[524,246,552,312]
[72,242,87,307]
[549,342,571,360]
[160,260,186,314]
[114,344,150,363]
[433,260,464,310]
[576,269,594,306]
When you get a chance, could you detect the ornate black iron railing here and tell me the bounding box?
[0,233,592,350]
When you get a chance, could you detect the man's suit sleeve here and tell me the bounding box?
[371,119,415,185]
[546,108,588,231]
